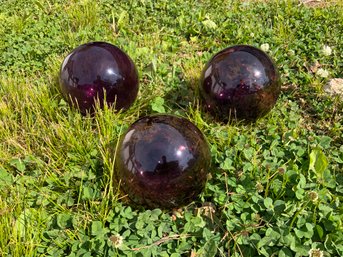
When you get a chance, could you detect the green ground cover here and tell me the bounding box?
[0,0,342,256]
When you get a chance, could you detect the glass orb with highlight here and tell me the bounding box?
[200,45,280,121]
[59,42,139,114]
[115,114,211,209]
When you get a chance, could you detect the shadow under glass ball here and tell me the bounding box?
[200,45,280,122]
[59,42,139,114]
[114,114,211,209]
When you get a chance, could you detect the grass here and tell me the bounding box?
[0,0,342,256]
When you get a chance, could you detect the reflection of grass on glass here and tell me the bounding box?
[0,0,342,256]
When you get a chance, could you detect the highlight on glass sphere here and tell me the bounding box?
[59,42,139,114]
[199,45,280,121]
[114,114,211,209]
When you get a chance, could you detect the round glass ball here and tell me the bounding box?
[115,114,211,209]
[200,45,280,121]
[59,42,139,114]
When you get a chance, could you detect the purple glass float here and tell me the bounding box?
[59,42,138,114]
[200,45,280,121]
[115,114,211,209]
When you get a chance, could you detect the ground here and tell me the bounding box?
[0,0,342,256]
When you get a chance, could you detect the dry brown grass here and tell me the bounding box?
[241,0,342,8]
[299,0,342,7]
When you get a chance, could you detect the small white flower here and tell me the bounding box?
[316,68,329,78]
[308,191,319,202]
[308,248,324,257]
[109,234,123,248]
[250,32,255,37]
[322,45,332,56]
[256,182,264,193]
[260,43,270,52]
[324,78,343,96]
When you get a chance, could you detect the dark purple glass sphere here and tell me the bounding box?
[200,45,280,121]
[115,114,211,209]
[59,42,139,114]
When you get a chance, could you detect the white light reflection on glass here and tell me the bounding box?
[106,68,119,77]
[254,70,261,78]
[176,145,186,157]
